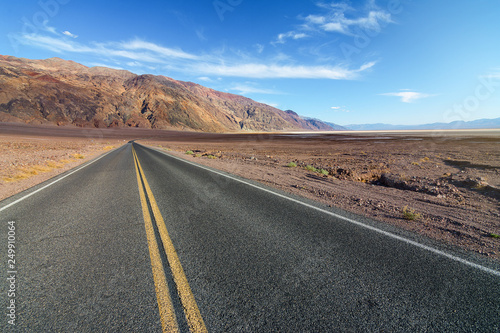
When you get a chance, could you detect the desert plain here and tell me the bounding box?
[1,123,499,260]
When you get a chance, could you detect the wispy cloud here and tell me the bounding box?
[255,43,265,54]
[119,39,200,60]
[331,106,351,112]
[229,83,282,95]
[13,33,375,80]
[194,62,374,79]
[381,91,434,103]
[274,31,309,44]
[16,34,199,63]
[258,101,279,108]
[274,1,393,44]
[62,31,78,38]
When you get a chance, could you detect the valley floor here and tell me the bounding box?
[1,123,499,260]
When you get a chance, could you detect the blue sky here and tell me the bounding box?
[1,0,499,126]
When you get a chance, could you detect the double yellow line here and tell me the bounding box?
[132,145,207,333]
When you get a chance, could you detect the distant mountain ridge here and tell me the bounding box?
[346,118,500,131]
[0,55,343,132]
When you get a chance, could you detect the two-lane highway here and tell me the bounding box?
[1,142,499,332]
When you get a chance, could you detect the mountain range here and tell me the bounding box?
[346,118,500,131]
[0,55,338,132]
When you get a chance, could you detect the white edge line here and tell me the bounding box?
[0,148,117,213]
[145,144,500,278]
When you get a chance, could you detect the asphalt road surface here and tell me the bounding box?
[1,142,499,332]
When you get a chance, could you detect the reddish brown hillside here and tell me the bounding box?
[0,55,339,132]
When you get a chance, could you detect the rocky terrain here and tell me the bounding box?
[141,130,500,260]
[0,55,337,132]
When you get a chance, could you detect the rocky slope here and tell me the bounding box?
[0,55,338,132]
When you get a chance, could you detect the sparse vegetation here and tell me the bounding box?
[488,233,500,239]
[319,169,329,176]
[103,145,115,150]
[185,150,194,155]
[286,162,297,168]
[305,165,317,172]
[302,164,330,176]
[47,161,63,168]
[402,206,421,221]
[71,153,85,159]
[3,160,71,183]
[3,173,29,183]
[207,155,217,159]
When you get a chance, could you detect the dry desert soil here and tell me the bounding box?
[1,123,499,261]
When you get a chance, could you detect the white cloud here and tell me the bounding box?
[19,34,94,53]
[340,11,392,33]
[194,62,372,79]
[275,1,393,43]
[15,34,375,80]
[258,101,279,108]
[126,61,143,67]
[197,76,213,82]
[62,31,78,38]
[229,84,281,95]
[16,34,198,64]
[322,22,346,33]
[306,15,326,25]
[331,106,350,112]
[381,91,433,103]
[274,31,309,44]
[120,39,199,60]
[358,61,376,71]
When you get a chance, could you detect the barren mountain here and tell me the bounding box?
[0,55,337,132]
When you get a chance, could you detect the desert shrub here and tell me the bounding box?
[402,206,421,220]
[305,165,317,172]
[286,162,297,168]
[319,169,329,176]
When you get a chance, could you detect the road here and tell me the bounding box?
[1,142,499,332]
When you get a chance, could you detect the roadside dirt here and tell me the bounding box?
[0,131,126,202]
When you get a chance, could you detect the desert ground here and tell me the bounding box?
[1,123,499,260]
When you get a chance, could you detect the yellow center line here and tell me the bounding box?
[133,148,179,333]
[133,145,208,333]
